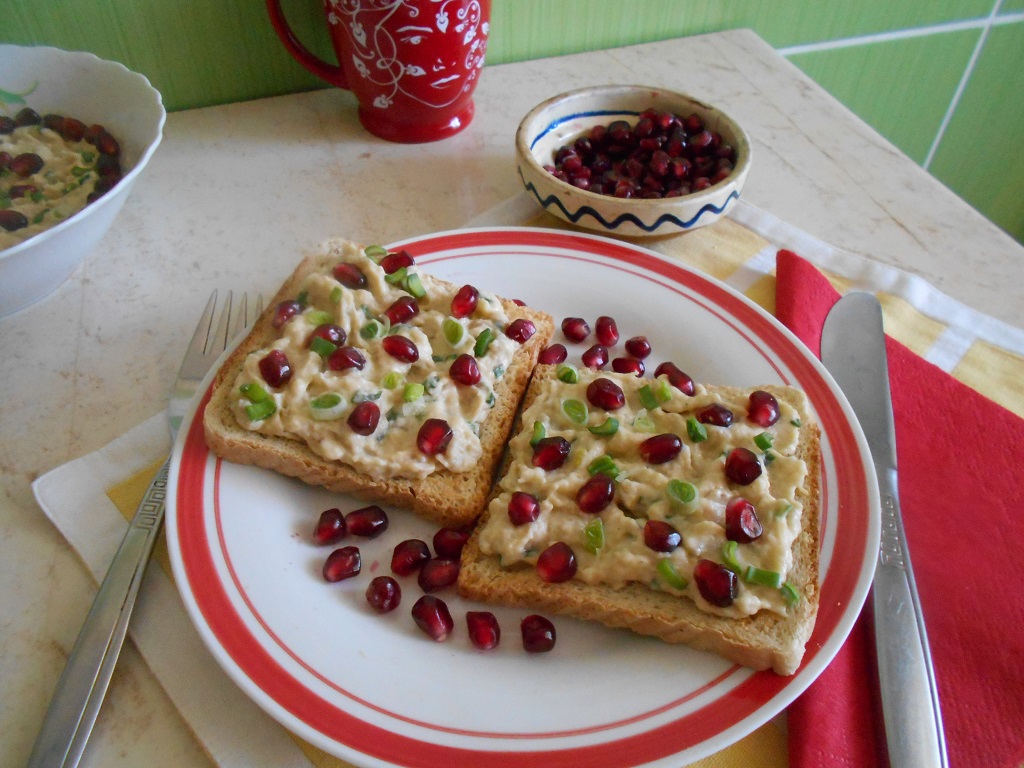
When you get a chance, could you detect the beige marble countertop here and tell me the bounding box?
[2,29,1021,767]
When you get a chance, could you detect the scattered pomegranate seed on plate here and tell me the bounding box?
[418,558,460,593]
[521,614,557,653]
[313,508,346,545]
[561,316,590,342]
[595,316,619,346]
[411,595,454,641]
[391,539,430,575]
[323,546,361,582]
[365,576,401,613]
[466,611,501,650]
[433,528,470,560]
[345,505,389,538]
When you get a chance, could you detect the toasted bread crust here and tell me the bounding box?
[457,368,820,675]
[202,242,554,529]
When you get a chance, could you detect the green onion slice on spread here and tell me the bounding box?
[587,455,620,479]
[656,559,689,591]
[721,540,744,574]
[360,318,387,340]
[405,272,426,299]
[473,328,494,357]
[329,286,343,304]
[745,565,783,588]
[309,392,345,420]
[381,371,404,389]
[403,382,425,402]
[638,384,659,411]
[588,416,619,436]
[667,479,698,507]
[633,412,657,433]
[556,363,579,383]
[240,381,271,402]
[561,398,588,425]
[754,431,774,451]
[530,420,546,446]
[305,309,333,327]
[442,317,464,346]
[384,266,407,285]
[655,379,673,404]
[309,336,337,358]
[364,244,387,262]
[584,518,605,554]
[781,582,801,606]
[245,399,276,422]
[686,416,708,443]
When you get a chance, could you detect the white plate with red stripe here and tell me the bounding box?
[167,227,879,768]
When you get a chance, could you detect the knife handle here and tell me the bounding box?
[873,467,948,768]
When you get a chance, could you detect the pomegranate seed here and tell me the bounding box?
[380,250,414,274]
[365,576,401,613]
[418,558,460,592]
[582,344,609,369]
[391,539,430,575]
[747,390,781,427]
[345,505,389,538]
[448,354,481,386]
[697,403,733,427]
[348,401,380,435]
[576,474,615,513]
[521,615,556,653]
[624,336,652,358]
[258,349,292,388]
[725,497,763,543]
[383,296,419,325]
[272,300,301,328]
[694,559,737,607]
[538,344,568,364]
[561,317,590,342]
[323,546,361,582]
[451,284,479,318]
[433,528,470,560]
[586,377,625,411]
[307,323,346,349]
[725,447,763,485]
[531,436,571,470]
[10,152,43,177]
[506,318,536,343]
[466,611,501,650]
[0,209,28,232]
[381,335,419,363]
[417,418,453,455]
[95,131,120,157]
[595,316,619,346]
[328,345,366,371]
[654,362,695,396]
[611,356,645,376]
[332,262,366,289]
[313,508,346,545]
[508,491,541,525]
[8,183,38,199]
[411,595,454,641]
[537,542,577,583]
[644,520,681,552]
[639,433,683,464]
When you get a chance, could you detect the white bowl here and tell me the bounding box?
[0,45,165,317]
[515,85,751,237]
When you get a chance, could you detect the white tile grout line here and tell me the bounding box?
[777,3,1020,170]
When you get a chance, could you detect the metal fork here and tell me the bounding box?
[28,290,262,768]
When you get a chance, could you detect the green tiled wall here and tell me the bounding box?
[3,0,1022,244]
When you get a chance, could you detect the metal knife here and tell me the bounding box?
[821,291,948,768]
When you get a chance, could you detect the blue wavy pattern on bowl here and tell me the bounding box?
[518,168,740,233]
[529,108,640,151]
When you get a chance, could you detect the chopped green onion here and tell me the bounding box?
[667,479,698,506]
[296,290,309,307]
[781,582,801,606]
[240,382,270,402]
[309,392,345,420]
[245,399,276,421]
[764,451,776,464]
[775,501,794,517]
[309,336,337,358]
[32,211,46,224]
[381,371,404,389]
[486,390,496,407]
[384,266,407,285]
[473,328,494,357]
[633,413,657,433]
[790,418,802,427]
[656,559,689,591]
[721,540,744,574]
[360,319,386,339]
[403,382,425,402]
[81,151,96,162]
[329,286,342,304]
[352,390,382,402]
[71,165,89,177]
[31,190,44,203]
[304,310,332,327]
[405,272,426,299]
[686,416,707,443]
[364,244,388,261]
[584,518,605,554]
[588,417,619,436]
[655,379,673,403]
[587,455,619,479]
[754,432,774,451]
[745,565,783,588]
[442,317,464,346]
[638,384,659,411]
[561,398,589,424]
[556,363,579,383]
[530,420,546,446]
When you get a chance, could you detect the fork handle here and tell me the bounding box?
[28,459,170,768]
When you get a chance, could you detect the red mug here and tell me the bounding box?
[267,0,490,143]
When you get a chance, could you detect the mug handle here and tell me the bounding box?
[266,0,349,89]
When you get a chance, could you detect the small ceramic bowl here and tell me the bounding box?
[0,45,165,317]
[515,84,751,237]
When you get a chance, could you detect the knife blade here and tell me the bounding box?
[821,291,948,768]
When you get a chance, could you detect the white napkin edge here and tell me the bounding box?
[32,414,313,768]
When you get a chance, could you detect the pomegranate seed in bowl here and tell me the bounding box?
[323,546,361,582]
[412,595,454,641]
[521,614,557,653]
[365,576,401,613]
[313,507,346,545]
[467,611,501,650]
[391,539,430,575]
